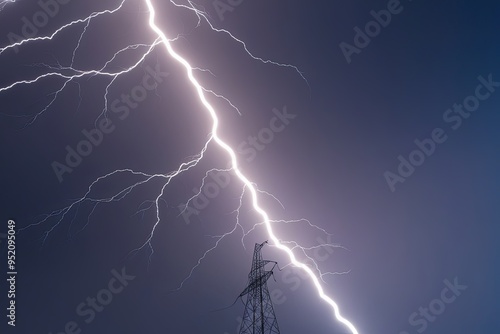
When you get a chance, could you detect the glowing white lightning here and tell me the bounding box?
[0,0,15,12]
[143,1,359,333]
[0,1,359,332]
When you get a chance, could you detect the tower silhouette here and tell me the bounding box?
[238,241,280,334]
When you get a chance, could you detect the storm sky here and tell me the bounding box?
[1,1,500,334]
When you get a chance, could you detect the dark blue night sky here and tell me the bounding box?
[1,1,499,334]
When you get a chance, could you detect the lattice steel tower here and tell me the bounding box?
[238,241,280,334]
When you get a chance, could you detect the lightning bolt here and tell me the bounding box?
[143,2,359,333]
[0,0,15,12]
[1,1,359,333]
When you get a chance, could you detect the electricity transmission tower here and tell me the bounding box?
[238,241,280,334]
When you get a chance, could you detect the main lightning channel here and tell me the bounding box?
[144,1,359,333]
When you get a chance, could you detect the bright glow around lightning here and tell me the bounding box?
[0,1,359,333]
[144,1,358,333]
